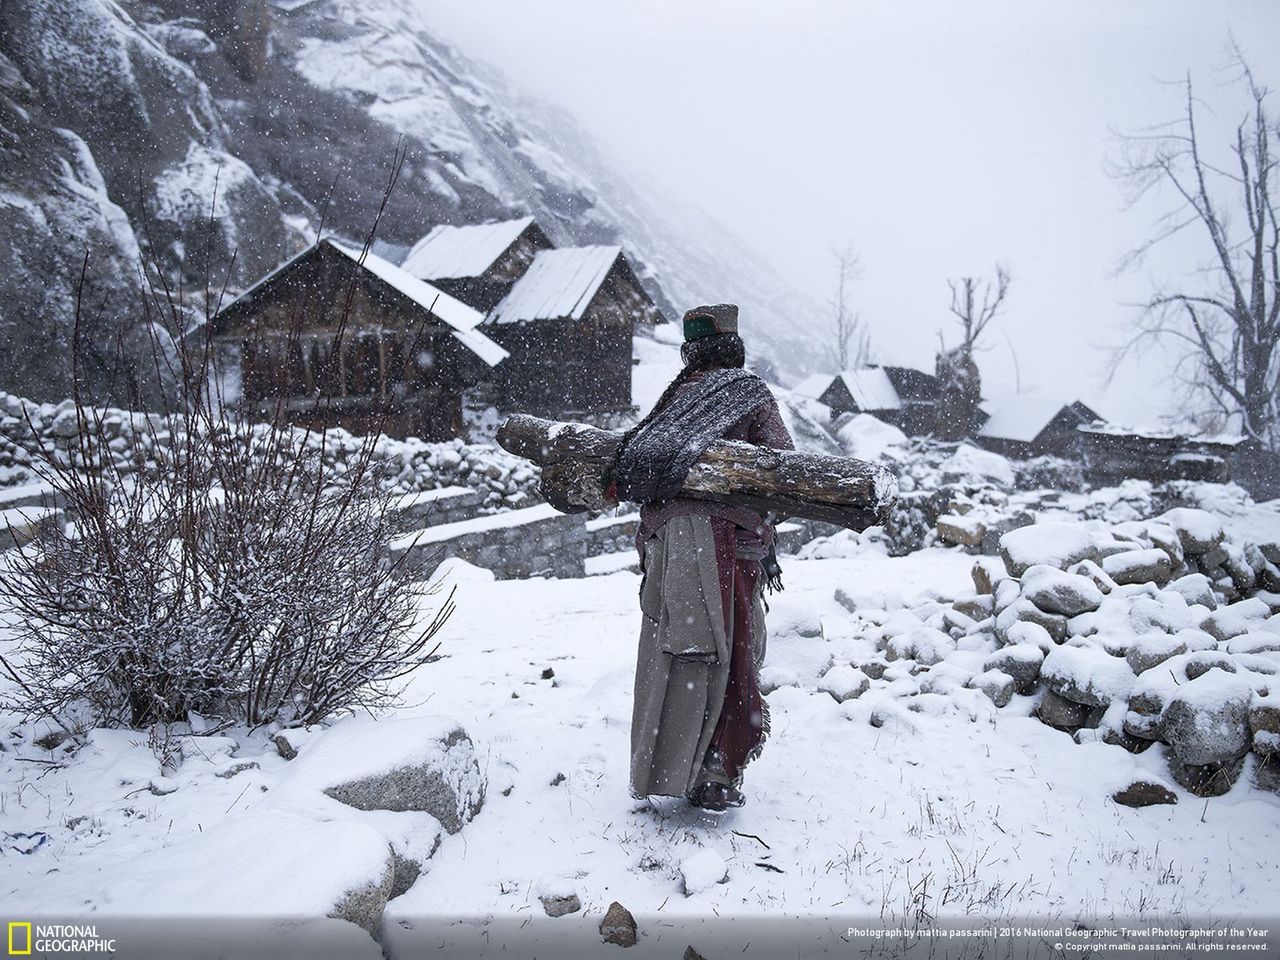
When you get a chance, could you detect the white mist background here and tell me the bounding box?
[426,1,1280,429]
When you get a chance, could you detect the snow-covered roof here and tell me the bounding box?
[978,395,1089,443]
[401,217,535,281]
[792,373,836,400]
[488,246,622,324]
[838,368,901,412]
[328,243,508,367]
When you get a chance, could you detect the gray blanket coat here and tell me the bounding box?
[629,514,768,798]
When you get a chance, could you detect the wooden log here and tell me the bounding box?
[496,414,897,532]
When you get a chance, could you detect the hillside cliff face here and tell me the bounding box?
[0,0,824,401]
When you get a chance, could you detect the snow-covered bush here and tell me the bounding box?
[0,330,451,731]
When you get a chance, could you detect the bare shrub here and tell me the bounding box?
[0,153,453,731]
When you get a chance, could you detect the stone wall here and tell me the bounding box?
[391,503,590,580]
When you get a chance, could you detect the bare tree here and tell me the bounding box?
[934,264,1010,440]
[945,265,1011,356]
[1111,47,1280,447]
[827,243,871,370]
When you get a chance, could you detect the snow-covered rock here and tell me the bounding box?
[536,876,582,917]
[1000,521,1100,577]
[1158,508,1226,555]
[1250,693,1280,756]
[884,625,956,665]
[1037,688,1093,729]
[1200,597,1270,641]
[679,848,728,895]
[1125,633,1189,674]
[817,664,871,703]
[940,443,1015,487]
[1159,671,1255,765]
[968,669,1016,707]
[1041,644,1137,708]
[984,643,1045,694]
[283,717,485,834]
[1019,564,1105,616]
[1102,548,1174,586]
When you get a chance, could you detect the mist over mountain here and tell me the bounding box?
[0,0,825,402]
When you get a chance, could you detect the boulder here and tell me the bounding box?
[1041,644,1136,707]
[937,513,985,547]
[1125,634,1188,675]
[1068,559,1116,595]
[995,599,1068,646]
[817,664,871,703]
[1164,573,1218,610]
[1019,564,1105,616]
[1166,751,1245,798]
[1157,508,1225,555]
[329,850,395,934]
[1254,755,1280,794]
[1225,632,1280,656]
[600,901,638,947]
[983,644,1045,695]
[858,661,889,681]
[1111,781,1178,807]
[1128,594,1193,635]
[1102,548,1174,587]
[952,593,994,621]
[541,894,582,918]
[1199,598,1270,642]
[759,666,800,695]
[885,626,955,665]
[287,718,486,835]
[968,669,1016,707]
[1036,689,1092,730]
[1248,695,1280,757]
[971,557,1008,595]
[680,849,729,895]
[999,522,1099,578]
[1159,671,1254,765]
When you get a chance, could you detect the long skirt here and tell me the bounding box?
[628,513,770,799]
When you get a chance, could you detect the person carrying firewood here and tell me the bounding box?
[602,303,794,811]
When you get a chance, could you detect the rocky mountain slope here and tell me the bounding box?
[0,0,825,402]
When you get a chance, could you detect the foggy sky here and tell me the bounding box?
[426,1,1280,429]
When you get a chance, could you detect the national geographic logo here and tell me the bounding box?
[6,922,116,956]
[7,923,30,957]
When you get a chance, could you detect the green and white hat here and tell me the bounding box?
[682,303,739,340]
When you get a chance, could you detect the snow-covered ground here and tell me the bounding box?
[3,531,1277,957]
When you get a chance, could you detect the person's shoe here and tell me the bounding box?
[688,781,745,811]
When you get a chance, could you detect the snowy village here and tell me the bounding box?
[1,2,1279,959]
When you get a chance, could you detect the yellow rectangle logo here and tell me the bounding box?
[7,921,32,956]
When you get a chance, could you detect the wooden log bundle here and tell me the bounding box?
[496,414,898,532]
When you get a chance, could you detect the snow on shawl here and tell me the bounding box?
[611,368,774,503]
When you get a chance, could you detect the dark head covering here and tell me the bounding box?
[682,303,739,341]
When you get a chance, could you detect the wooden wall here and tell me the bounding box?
[214,245,468,441]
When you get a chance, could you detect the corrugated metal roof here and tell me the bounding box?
[329,242,508,368]
[401,217,535,280]
[488,246,621,324]
[839,368,901,412]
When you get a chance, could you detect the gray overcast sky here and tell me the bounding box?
[426,1,1280,428]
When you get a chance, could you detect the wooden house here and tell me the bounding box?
[976,397,1103,458]
[400,217,553,312]
[210,239,508,441]
[793,365,940,435]
[481,245,662,415]
[1078,424,1247,486]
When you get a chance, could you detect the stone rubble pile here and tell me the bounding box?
[820,506,1280,799]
